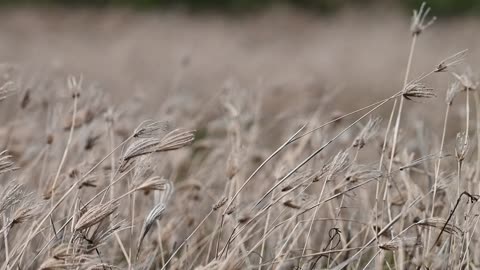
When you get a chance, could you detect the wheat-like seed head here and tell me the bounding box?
[136,178,174,257]
[155,128,195,152]
[74,202,118,232]
[10,198,40,227]
[455,131,469,162]
[402,82,436,100]
[135,176,168,193]
[78,174,98,189]
[119,128,194,171]
[0,181,23,214]
[39,243,98,270]
[120,137,162,171]
[87,220,125,252]
[133,119,169,138]
[137,203,166,258]
[326,151,350,181]
[345,165,383,183]
[0,150,17,174]
[212,197,228,211]
[379,237,421,251]
[416,217,463,237]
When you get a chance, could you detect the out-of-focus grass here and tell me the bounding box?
[1,5,480,270]
[1,0,480,16]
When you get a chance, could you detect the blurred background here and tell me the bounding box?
[1,0,480,15]
[0,0,479,135]
[2,2,479,270]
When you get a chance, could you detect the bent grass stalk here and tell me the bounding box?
[223,98,393,215]
[8,134,136,269]
[253,91,402,209]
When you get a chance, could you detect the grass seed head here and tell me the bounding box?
[78,175,98,189]
[436,49,468,72]
[74,202,118,232]
[416,217,463,237]
[67,75,82,98]
[345,166,382,183]
[445,81,462,105]
[0,181,24,214]
[137,203,166,258]
[379,237,421,251]
[326,151,350,181]
[156,128,195,152]
[402,82,436,101]
[453,68,478,91]
[87,220,125,251]
[352,117,381,149]
[120,137,162,171]
[0,150,18,174]
[410,2,436,36]
[135,176,168,194]
[455,132,469,162]
[11,204,35,225]
[133,119,169,138]
[120,128,194,171]
[212,197,228,211]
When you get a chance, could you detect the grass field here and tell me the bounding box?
[1,4,480,269]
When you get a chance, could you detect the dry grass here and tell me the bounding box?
[1,3,480,270]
